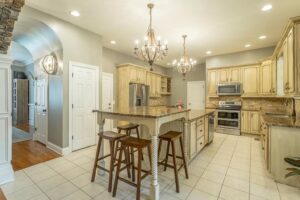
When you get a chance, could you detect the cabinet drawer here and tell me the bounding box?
[196,124,204,139]
[197,136,205,152]
[197,118,204,126]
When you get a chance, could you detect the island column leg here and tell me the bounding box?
[150,132,160,200]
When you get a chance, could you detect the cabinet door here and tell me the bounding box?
[271,58,277,94]
[260,62,272,95]
[250,111,260,134]
[156,75,161,97]
[150,74,156,97]
[129,67,137,83]
[287,29,294,93]
[229,68,240,82]
[137,69,146,84]
[190,121,197,159]
[218,69,228,83]
[241,111,248,132]
[242,65,259,95]
[208,70,218,96]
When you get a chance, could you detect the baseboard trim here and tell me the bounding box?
[46,142,71,156]
[0,162,14,185]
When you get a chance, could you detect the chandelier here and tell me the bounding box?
[134,3,168,71]
[173,35,196,77]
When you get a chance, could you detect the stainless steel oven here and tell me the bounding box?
[216,101,241,135]
[217,83,242,96]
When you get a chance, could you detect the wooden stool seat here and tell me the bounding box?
[158,131,189,193]
[159,131,182,141]
[117,123,139,131]
[99,131,125,140]
[120,137,151,149]
[91,131,131,193]
[113,137,152,200]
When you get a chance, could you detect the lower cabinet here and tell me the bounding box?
[241,111,260,134]
[189,116,208,160]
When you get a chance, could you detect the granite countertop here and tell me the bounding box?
[262,114,300,128]
[93,106,190,118]
[188,109,215,121]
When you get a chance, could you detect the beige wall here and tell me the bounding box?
[206,46,275,68]
[167,63,206,106]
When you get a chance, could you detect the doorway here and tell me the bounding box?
[69,62,99,151]
[187,81,206,110]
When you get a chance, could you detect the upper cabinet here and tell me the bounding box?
[217,67,240,83]
[260,60,276,95]
[129,67,146,84]
[207,70,218,96]
[241,65,260,96]
[284,28,295,94]
[146,72,162,98]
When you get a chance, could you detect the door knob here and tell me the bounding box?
[43,109,47,112]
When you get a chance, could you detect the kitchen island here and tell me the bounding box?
[93,107,214,200]
[261,114,300,188]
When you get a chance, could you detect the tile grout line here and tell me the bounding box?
[217,136,239,199]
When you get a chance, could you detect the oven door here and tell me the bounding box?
[217,84,241,95]
[217,119,240,129]
[216,110,240,129]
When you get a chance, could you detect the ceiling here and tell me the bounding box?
[25,0,300,67]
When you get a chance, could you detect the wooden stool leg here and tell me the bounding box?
[91,136,102,182]
[171,141,180,193]
[131,146,135,182]
[108,140,115,192]
[147,144,152,172]
[135,127,144,161]
[136,149,142,200]
[164,141,170,171]
[113,145,124,197]
[118,128,121,134]
[124,146,131,178]
[180,136,189,179]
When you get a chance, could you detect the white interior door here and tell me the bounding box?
[0,55,14,185]
[187,81,205,110]
[35,79,48,144]
[102,72,114,131]
[71,62,98,151]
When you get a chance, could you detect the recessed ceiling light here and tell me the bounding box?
[206,51,212,55]
[262,4,272,11]
[70,10,80,17]
[259,35,267,40]
[245,44,251,48]
[110,40,116,45]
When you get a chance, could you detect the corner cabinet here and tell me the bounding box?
[241,65,260,96]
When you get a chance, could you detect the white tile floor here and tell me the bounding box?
[1,133,300,200]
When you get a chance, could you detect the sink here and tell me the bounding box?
[265,113,291,118]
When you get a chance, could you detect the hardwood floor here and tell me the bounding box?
[14,123,34,133]
[12,140,60,171]
[0,188,6,200]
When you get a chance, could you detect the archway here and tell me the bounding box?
[10,17,64,170]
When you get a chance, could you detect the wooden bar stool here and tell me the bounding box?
[113,136,152,200]
[91,131,131,192]
[117,123,143,160]
[158,131,189,193]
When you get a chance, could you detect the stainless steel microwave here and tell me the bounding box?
[217,83,242,96]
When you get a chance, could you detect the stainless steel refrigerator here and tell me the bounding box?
[129,83,149,106]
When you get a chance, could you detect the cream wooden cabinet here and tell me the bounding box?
[260,60,276,95]
[189,121,197,159]
[129,67,146,84]
[218,67,240,83]
[283,29,295,94]
[189,116,207,160]
[241,110,260,134]
[208,70,218,96]
[147,72,161,98]
[241,65,260,96]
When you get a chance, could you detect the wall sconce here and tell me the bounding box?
[41,54,58,75]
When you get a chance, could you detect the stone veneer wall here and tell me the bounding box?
[207,96,294,115]
[0,0,25,54]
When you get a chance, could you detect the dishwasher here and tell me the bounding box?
[208,113,215,144]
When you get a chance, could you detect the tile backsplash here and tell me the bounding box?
[207,96,294,115]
